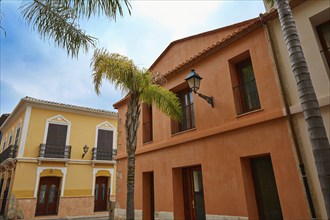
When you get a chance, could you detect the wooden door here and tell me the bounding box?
[35,177,60,216]
[182,166,206,220]
[94,176,108,212]
[251,156,283,220]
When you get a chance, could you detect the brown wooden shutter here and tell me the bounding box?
[97,129,113,150]
[46,124,67,146]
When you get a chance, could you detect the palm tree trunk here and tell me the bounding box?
[274,0,330,217]
[125,94,140,220]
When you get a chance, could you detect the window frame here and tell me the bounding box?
[230,55,261,115]
[316,20,330,69]
[142,104,153,143]
[94,121,116,150]
[14,125,21,146]
[171,87,195,135]
[43,115,71,146]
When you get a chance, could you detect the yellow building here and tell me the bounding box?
[0,97,118,219]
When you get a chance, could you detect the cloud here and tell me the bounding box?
[132,1,224,39]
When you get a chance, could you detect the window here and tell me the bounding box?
[232,57,261,114]
[14,126,21,146]
[2,140,6,152]
[8,133,13,147]
[316,20,330,68]
[171,88,195,134]
[142,104,153,143]
[95,129,114,160]
[46,124,68,146]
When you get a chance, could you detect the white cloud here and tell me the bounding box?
[132,0,224,39]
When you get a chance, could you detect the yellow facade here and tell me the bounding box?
[0,97,118,219]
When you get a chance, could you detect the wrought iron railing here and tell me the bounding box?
[233,79,260,115]
[0,145,18,163]
[143,121,153,143]
[39,144,71,159]
[92,148,116,161]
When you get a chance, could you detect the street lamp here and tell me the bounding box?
[82,145,89,158]
[185,69,214,107]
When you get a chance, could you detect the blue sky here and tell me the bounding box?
[0,0,266,114]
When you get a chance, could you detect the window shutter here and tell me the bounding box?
[46,124,67,146]
[97,129,113,150]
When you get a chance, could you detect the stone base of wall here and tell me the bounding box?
[17,196,105,219]
[58,196,94,217]
[115,208,142,220]
[114,209,248,220]
[17,198,37,219]
[206,214,248,220]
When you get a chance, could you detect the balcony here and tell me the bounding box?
[0,145,18,164]
[39,144,71,159]
[92,148,116,161]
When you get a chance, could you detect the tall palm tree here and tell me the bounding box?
[91,49,182,220]
[265,0,330,217]
[19,0,131,58]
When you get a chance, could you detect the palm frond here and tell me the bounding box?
[20,0,97,58]
[263,0,275,7]
[140,84,183,121]
[91,49,138,95]
[68,0,131,20]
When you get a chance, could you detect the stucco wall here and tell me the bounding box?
[115,25,310,219]
[266,1,329,219]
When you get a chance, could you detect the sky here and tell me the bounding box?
[0,0,266,114]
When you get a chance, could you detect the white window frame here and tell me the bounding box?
[94,121,116,150]
[43,115,71,146]
[1,134,7,152]
[14,119,22,146]
[7,128,14,147]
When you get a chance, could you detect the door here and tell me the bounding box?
[94,176,108,212]
[0,178,10,215]
[35,177,60,216]
[182,166,206,220]
[251,156,283,220]
[143,172,155,220]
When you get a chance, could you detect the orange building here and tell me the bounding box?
[114,16,311,220]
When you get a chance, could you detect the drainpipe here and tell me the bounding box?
[259,14,317,219]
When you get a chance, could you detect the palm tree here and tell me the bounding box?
[265,0,330,217]
[91,50,182,220]
[19,0,131,58]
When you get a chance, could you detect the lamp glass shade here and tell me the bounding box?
[185,69,202,93]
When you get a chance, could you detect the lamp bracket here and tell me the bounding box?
[196,92,214,108]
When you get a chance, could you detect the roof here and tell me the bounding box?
[1,96,117,131]
[22,96,117,115]
[0,114,10,127]
[149,18,259,71]
[113,0,306,108]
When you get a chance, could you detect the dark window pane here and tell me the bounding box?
[316,20,330,68]
[234,58,261,114]
[172,88,195,134]
[14,127,20,146]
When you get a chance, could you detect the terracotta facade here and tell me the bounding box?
[114,17,310,219]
